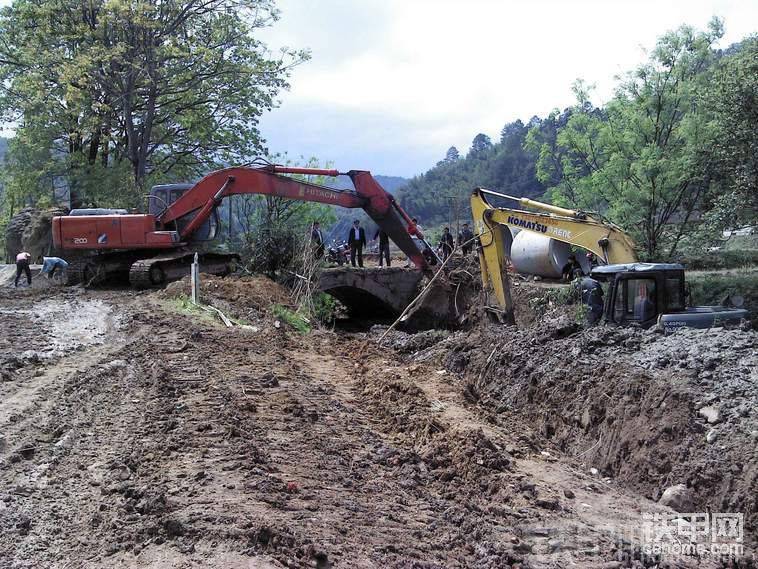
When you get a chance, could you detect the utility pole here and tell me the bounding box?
[445,194,461,238]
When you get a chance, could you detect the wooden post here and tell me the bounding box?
[191,253,200,304]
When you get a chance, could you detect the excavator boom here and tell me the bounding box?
[472,188,637,264]
[53,165,429,272]
[471,188,638,318]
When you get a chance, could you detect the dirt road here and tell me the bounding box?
[0,283,750,568]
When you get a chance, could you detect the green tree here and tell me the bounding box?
[469,133,493,157]
[531,20,724,258]
[398,122,544,225]
[444,146,460,162]
[0,0,307,211]
[699,35,758,233]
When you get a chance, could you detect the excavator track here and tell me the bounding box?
[65,256,108,286]
[129,252,239,289]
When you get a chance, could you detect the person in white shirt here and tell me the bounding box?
[15,251,32,287]
[346,220,366,267]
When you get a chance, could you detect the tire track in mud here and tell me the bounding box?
[340,339,737,568]
[0,294,125,453]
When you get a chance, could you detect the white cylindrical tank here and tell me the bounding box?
[510,230,589,278]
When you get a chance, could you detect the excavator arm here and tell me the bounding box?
[471,187,638,318]
[472,188,638,263]
[159,165,429,270]
[53,165,429,271]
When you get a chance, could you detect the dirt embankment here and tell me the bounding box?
[384,313,758,546]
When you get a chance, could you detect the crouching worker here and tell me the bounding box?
[39,256,69,280]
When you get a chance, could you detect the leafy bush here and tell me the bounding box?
[311,292,337,325]
[674,249,758,270]
[272,304,311,334]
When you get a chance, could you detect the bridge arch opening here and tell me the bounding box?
[321,286,398,319]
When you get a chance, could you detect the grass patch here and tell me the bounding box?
[159,295,218,324]
[160,295,254,328]
[272,304,311,334]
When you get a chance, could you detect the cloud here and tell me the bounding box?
[258,0,758,176]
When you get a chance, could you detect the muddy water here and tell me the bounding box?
[0,297,120,360]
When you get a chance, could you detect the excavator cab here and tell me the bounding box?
[592,263,685,328]
[148,184,218,242]
[591,263,748,331]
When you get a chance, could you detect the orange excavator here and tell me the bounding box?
[52,164,431,286]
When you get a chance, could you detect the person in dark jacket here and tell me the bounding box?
[374,229,391,267]
[310,221,325,259]
[561,254,582,281]
[347,219,366,267]
[458,223,474,255]
[439,227,454,260]
[576,276,604,324]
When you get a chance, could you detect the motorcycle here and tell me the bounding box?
[327,239,350,266]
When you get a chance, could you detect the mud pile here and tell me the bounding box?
[385,319,758,545]
[162,274,292,325]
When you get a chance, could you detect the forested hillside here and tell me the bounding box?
[397,119,547,226]
[399,21,758,260]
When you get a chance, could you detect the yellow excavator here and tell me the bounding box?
[470,188,748,331]
[471,187,637,322]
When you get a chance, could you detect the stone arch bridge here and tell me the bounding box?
[317,267,423,316]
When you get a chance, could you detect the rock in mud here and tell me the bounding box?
[259,371,279,388]
[698,405,721,424]
[706,429,719,443]
[658,484,693,512]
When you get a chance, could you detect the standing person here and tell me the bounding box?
[458,223,474,255]
[14,251,32,287]
[346,219,366,268]
[374,229,391,267]
[439,227,454,260]
[38,256,69,280]
[310,221,325,259]
[575,276,604,324]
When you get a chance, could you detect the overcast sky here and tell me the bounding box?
[257,0,757,177]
